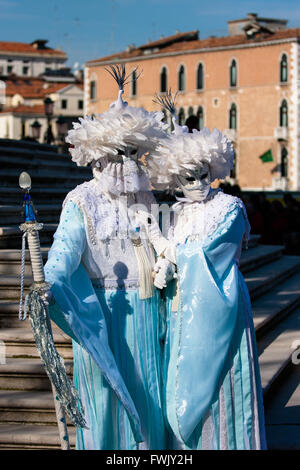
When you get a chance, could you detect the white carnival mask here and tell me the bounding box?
[176,162,212,202]
[93,145,150,196]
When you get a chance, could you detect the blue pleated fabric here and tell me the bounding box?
[73,288,166,450]
[44,201,166,449]
[163,205,267,450]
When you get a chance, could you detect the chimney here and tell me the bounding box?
[30,39,48,50]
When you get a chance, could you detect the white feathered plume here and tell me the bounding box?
[147,88,234,190]
[147,127,234,190]
[66,64,168,167]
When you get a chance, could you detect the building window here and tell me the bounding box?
[23,66,29,75]
[280,99,288,127]
[90,80,97,100]
[230,148,236,178]
[61,99,68,109]
[229,103,237,129]
[131,69,137,96]
[78,99,84,110]
[197,106,204,129]
[21,120,25,139]
[7,65,13,74]
[160,67,167,93]
[178,107,185,125]
[178,65,185,91]
[197,106,204,130]
[188,106,194,117]
[280,54,288,83]
[230,59,237,87]
[281,147,288,177]
[196,63,204,90]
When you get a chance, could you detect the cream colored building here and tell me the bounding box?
[0,39,66,78]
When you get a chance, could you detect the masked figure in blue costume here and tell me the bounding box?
[42,66,169,450]
[137,93,267,450]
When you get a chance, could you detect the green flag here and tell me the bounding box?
[259,149,273,163]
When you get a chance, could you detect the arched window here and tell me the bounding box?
[90,80,97,100]
[178,108,185,126]
[131,69,137,96]
[280,54,288,83]
[230,59,237,87]
[230,148,236,178]
[188,106,194,117]
[160,67,167,93]
[281,147,288,177]
[229,103,237,129]
[197,106,204,129]
[178,65,185,91]
[280,100,288,127]
[196,63,204,90]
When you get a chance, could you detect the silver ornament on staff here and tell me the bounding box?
[18,171,87,450]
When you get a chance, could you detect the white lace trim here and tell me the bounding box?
[63,179,154,246]
[172,190,250,246]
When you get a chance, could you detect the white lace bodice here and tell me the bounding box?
[64,179,155,288]
[170,189,250,247]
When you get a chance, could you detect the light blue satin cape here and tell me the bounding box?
[44,201,144,443]
[165,206,265,446]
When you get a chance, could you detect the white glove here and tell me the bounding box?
[153,257,176,289]
[135,210,169,256]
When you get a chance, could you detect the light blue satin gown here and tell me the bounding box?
[44,186,166,450]
[163,192,267,450]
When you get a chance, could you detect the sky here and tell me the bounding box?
[1,0,300,71]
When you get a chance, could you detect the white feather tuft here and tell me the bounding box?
[66,106,168,167]
[147,127,234,190]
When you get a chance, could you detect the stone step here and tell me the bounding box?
[0,301,29,328]
[0,423,75,449]
[247,234,260,248]
[0,390,60,424]
[0,390,75,426]
[264,363,300,450]
[252,271,300,338]
[0,358,73,391]
[258,307,300,398]
[245,255,300,300]
[0,326,72,359]
[0,248,49,262]
[239,244,284,274]
[0,248,49,277]
[0,204,62,226]
[0,168,91,185]
[0,186,79,207]
[0,225,56,249]
[0,137,58,154]
[0,151,87,171]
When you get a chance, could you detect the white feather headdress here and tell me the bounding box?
[148,90,234,190]
[66,65,168,167]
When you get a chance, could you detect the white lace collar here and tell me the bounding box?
[171,190,250,245]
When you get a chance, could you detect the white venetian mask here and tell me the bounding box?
[92,145,150,196]
[176,162,212,202]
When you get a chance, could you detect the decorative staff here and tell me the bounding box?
[18,171,86,450]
